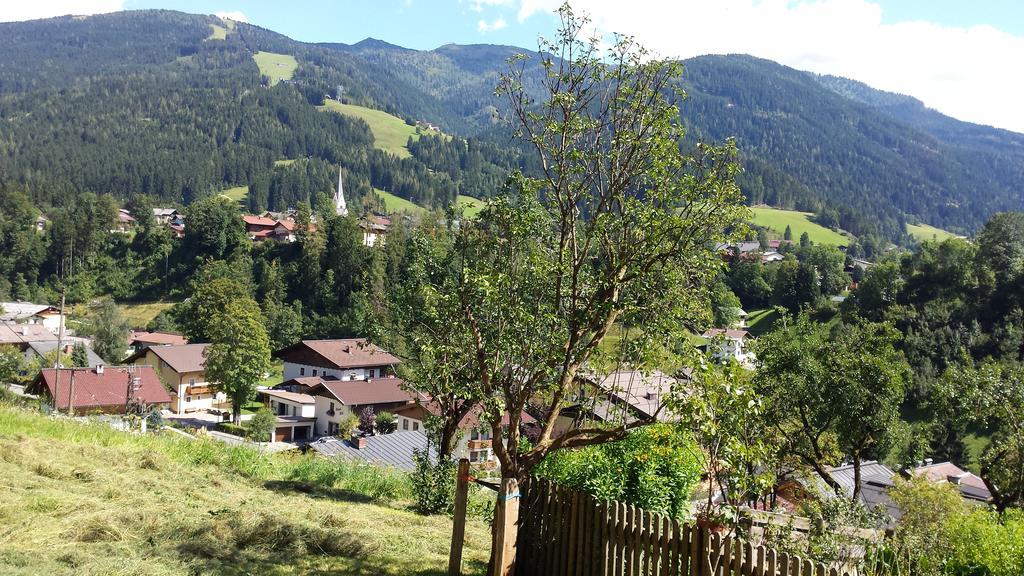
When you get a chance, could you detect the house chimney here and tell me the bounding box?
[95,364,104,375]
[924,457,933,466]
[21,326,28,336]
[351,434,367,449]
[948,472,969,485]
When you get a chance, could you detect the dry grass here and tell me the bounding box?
[120,301,177,329]
[0,404,491,575]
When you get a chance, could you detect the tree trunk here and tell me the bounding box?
[851,457,862,502]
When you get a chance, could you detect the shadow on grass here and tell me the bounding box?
[263,479,377,505]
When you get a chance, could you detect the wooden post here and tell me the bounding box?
[448,458,470,576]
[492,477,520,576]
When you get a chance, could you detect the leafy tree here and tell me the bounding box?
[181,195,248,263]
[71,343,89,367]
[203,298,271,424]
[174,277,251,342]
[83,299,130,363]
[800,231,810,248]
[937,361,1024,511]
[754,315,911,500]
[0,345,25,387]
[726,259,772,309]
[358,407,376,436]
[375,411,397,434]
[247,407,277,442]
[784,224,792,241]
[710,280,742,327]
[757,227,770,250]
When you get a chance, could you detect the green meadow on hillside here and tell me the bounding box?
[750,207,850,246]
[0,403,491,575]
[253,51,298,85]
[120,301,176,329]
[456,195,486,218]
[906,222,958,242]
[376,189,427,214]
[319,101,441,158]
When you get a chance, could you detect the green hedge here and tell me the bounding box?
[216,422,247,437]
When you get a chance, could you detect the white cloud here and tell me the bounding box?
[478,15,508,33]
[214,11,248,23]
[499,0,1024,133]
[0,0,123,22]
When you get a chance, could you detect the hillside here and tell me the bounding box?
[0,403,490,575]
[0,10,1021,241]
[750,207,849,246]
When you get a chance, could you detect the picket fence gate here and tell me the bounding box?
[514,479,857,576]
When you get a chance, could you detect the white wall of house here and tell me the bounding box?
[268,397,315,418]
[710,337,756,368]
[398,414,495,465]
[313,395,355,436]
[282,362,387,382]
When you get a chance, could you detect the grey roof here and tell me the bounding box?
[27,340,106,367]
[804,461,895,499]
[308,431,429,471]
[0,302,55,321]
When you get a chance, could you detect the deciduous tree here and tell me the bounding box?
[203,298,271,424]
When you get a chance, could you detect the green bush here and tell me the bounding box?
[375,411,396,434]
[534,423,702,518]
[945,509,1024,576]
[246,407,276,442]
[217,422,247,437]
[411,449,456,514]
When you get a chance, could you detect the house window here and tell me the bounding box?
[312,369,318,376]
[300,367,305,376]
[186,396,192,403]
[402,419,409,430]
[413,421,419,431]
[189,378,196,386]
[328,402,335,416]
[367,368,375,378]
[470,428,490,441]
[469,449,490,463]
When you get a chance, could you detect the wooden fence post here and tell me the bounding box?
[448,458,471,576]
[492,477,520,576]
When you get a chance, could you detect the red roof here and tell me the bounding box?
[275,219,297,232]
[33,366,171,410]
[128,330,187,346]
[242,215,278,228]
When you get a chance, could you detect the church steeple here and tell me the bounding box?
[334,166,348,216]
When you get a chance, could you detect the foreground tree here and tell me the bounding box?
[411,5,746,570]
[753,315,910,500]
[203,298,271,424]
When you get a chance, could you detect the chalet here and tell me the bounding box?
[114,209,136,233]
[125,343,226,415]
[360,215,391,247]
[0,301,65,332]
[127,330,188,355]
[910,460,992,503]
[761,250,785,264]
[557,369,684,434]
[29,365,171,414]
[0,323,58,350]
[307,376,418,436]
[272,219,297,242]
[169,223,185,239]
[242,215,279,240]
[152,208,180,225]
[257,388,316,442]
[701,328,755,367]
[273,338,400,382]
[394,401,536,468]
[25,340,106,368]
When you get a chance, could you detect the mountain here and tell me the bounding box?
[0,10,1020,241]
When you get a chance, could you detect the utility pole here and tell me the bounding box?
[67,367,76,417]
[54,290,66,414]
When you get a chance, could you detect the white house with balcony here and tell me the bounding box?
[701,328,756,368]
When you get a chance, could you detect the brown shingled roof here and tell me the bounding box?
[32,366,171,410]
[312,376,415,406]
[274,339,400,370]
[128,330,187,346]
[136,343,209,374]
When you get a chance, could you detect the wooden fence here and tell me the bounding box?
[514,479,858,576]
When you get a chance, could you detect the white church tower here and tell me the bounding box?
[334,166,348,216]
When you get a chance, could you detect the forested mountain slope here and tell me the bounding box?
[0,10,1021,241]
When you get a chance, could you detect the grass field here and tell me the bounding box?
[318,101,425,158]
[253,52,298,86]
[750,207,850,246]
[906,222,958,243]
[219,185,249,210]
[0,403,491,575]
[376,189,427,214]
[207,24,228,40]
[273,159,297,167]
[120,301,176,329]
[744,308,780,337]
[456,195,486,218]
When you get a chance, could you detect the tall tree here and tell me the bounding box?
[754,315,911,500]
[85,299,130,363]
[409,5,746,568]
[203,298,271,424]
[173,277,251,343]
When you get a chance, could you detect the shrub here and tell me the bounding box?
[216,422,247,437]
[337,414,358,437]
[357,407,375,436]
[246,407,276,442]
[375,411,396,434]
[411,449,456,514]
[534,423,702,519]
[145,410,164,430]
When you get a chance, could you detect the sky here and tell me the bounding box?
[2,1,1023,133]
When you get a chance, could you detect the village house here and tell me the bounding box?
[910,460,992,503]
[152,208,179,225]
[125,343,226,415]
[307,376,418,436]
[360,215,391,247]
[556,369,684,435]
[257,388,317,442]
[0,301,65,333]
[34,215,48,233]
[701,328,755,367]
[0,322,58,351]
[28,365,171,415]
[113,209,136,233]
[394,401,536,468]
[126,330,188,356]
[274,338,400,382]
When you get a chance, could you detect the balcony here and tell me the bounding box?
[467,439,491,450]
[186,385,212,396]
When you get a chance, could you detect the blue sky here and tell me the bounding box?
[3,1,1024,132]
